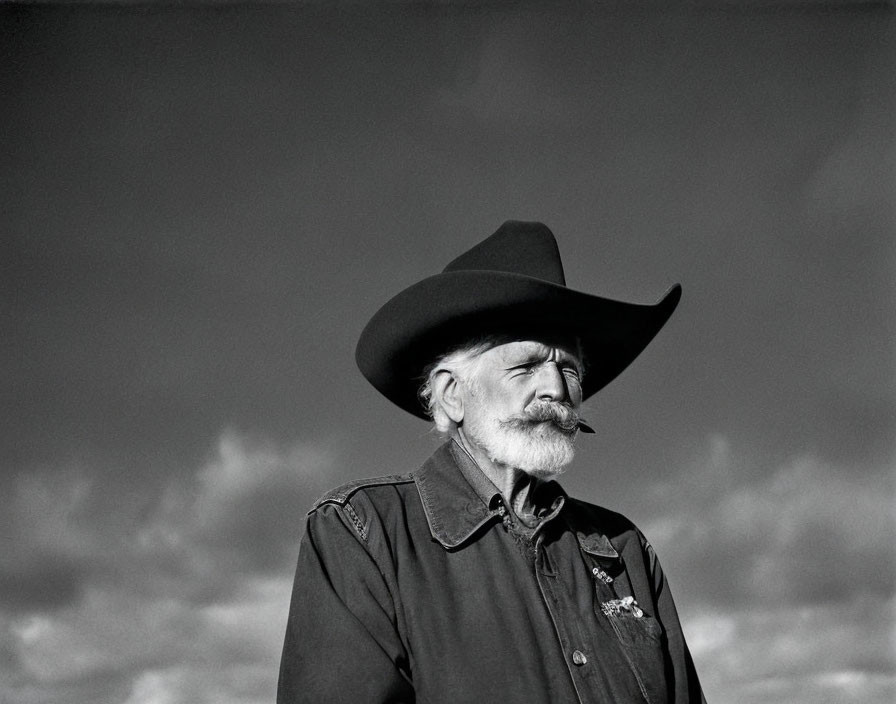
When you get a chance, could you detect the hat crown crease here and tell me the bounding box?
[442,220,566,286]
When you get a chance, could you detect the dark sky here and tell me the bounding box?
[2,2,894,703]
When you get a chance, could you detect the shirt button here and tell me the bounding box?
[572,649,588,666]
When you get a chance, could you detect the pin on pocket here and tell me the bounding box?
[601,596,644,618]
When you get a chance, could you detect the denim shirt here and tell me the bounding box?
[278,440,705,704]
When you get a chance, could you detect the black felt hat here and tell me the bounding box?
[356,220,681,420]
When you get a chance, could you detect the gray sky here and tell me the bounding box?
[3,2,894,703]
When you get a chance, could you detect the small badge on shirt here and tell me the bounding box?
[591,566,614,584]
[601,596,644,618]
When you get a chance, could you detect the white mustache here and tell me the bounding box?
[504,400,581,434]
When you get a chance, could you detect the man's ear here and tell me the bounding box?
[432,369,464,424]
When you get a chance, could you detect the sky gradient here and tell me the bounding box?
[3,2,895,703]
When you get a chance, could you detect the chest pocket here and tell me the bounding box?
[606,604,663,645]
[590,558,669,704]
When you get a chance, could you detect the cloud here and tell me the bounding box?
[141,430,330,578]
[1,467,100,612]
[1,430,332,704]
[644,434,894,607]
[6,576,292,704]
[117,576,292,704]
[688,596,895,704]
[642,434,896,703]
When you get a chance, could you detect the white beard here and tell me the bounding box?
[464,411,576,479]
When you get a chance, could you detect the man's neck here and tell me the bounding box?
[452,430,540,520]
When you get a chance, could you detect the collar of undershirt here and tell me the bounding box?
[449,439,565,529]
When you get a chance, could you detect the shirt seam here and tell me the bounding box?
[343,500,368,542]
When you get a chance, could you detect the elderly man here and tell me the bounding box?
[278,221,705,703]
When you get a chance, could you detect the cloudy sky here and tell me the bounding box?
[2,2,894,703]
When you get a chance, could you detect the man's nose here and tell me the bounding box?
[537,362,567,402]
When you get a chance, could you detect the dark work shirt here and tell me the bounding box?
[278,440,705,703]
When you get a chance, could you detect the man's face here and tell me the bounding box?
[458,338,584,478]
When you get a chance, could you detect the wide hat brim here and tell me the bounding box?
[356,268,681,421]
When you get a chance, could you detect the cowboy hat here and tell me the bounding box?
[356,220,681,421]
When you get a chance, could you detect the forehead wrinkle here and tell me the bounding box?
[490,341,548,364]
[491,340,581,368]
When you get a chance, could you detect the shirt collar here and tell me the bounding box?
[414,439,569,550]
[414,440,494,550]
[450,439,502,508]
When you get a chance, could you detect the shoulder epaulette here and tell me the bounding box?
[309,473,415,514]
